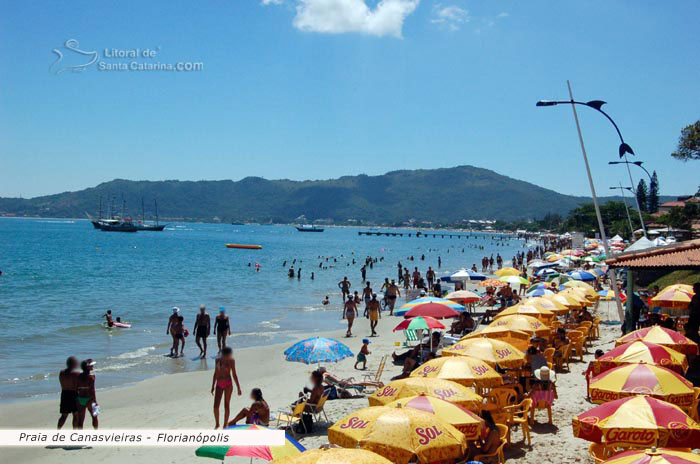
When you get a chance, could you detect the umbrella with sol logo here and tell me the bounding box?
[328,406,466,464]
[492,303,555,323]
[588,364,695,409]
[572,395,700,448]
[385,394,484,440]
[367,377,482,411]
[488,314,550,337]
[441,337,525,368]
[592,341,688,376]
[271,448,393,464]
[460,325,531,352]
[409,355,503,388]
[616,326,699,356]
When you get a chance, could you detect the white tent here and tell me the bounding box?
[610,234,624,242]
[625,237,656,252]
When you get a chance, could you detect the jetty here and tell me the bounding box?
[358,230,474,239]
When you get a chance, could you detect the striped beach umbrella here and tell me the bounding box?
[568,270,597,281]
[650,286,695,309]
[393,316,445,332]
[441,336,525,368]
[572,396,700,448]
[526,287,555,297]
[616,326,699,355]
[196,424,305,461]
[593,341,688,376]
[499,275,529,285]
[394,297,464,317]
[284,337,353,364]
[272,449,393,464]
[602,448,700,464]
[410,355,503,388]
[367,377,482,410]
[588,364,695,409]
[328,407,466,464]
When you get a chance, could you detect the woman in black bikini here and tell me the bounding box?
[214,307,231,351]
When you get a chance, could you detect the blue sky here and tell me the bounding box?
[1,0,698,198]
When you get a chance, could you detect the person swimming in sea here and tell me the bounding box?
[102,309,114,327]
[212,346,242,429]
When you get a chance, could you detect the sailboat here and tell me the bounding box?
[136,199,166,231]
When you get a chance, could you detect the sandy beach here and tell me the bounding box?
[0,299,623,464]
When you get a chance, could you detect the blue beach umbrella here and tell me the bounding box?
[526,288,554,297]
[567,270,597,281]
[284,337,353,365]
[535,268,560,278]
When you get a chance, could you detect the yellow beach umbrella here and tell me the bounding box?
[616,326,699,355]
[494,267,521,277]
[441,336,525,368]
[488,314,550,337]
[542,293,582,310]
[563,280,593,290]
[272,448,393,464]
[493,303,554,322]
[602,448,700,464]
[385,394,484,440]
[368,377,482,410]
[526,296,570,315]
[410,355,503,388]
[559,289,593,306]
[589,363,695,409]
[593,341,688,376]
[461,326,531,351]
[328,406,466,464]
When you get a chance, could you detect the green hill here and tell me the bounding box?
[0,165,631,223]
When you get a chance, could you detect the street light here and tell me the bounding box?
[609,185,634,235]
[608,160,653,183]
[536,81,626,325]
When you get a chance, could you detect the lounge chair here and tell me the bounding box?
[361,355,387,392]
[307,392,329,424]
[275,401,307,438]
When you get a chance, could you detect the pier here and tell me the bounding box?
[358,230,473,239]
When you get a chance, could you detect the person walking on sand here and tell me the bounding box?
[212,346,242,429]
[355,339,371,370]
[342,297,357,337]
[76,359,98,430]
[426,266,435,290]
[58,356,79,429]
[362,281,373,312]
[367,293,381,337]
[214,307,231,352]
[338,277,351,301]
[194,305,211,358]
[166,307,180,356]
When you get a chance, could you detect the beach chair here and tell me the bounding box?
[403,329,420,346]
[362,355,386,392]
[307,392,329,424]
[578,321,593,347]
[487,387,518,409]
[473,424,508,464]
[567,330,585,362]
[591,317,601,339]
[530,398,553,425]
[275,401,307,437]
[504,398,532,446]
[543,348,555,366]
[554,344,571,372]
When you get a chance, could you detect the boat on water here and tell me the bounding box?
[100,219,139,232]
[296,224,324,232]
[135,199,167,231]
[226,244,262,249]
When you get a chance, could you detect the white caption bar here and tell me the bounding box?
[0,429,285,447]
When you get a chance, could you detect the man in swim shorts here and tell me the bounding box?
[102,309,114,327]
[386,279,401,315]
[194,304,211,358]
[58,356,79,429]
[367,293,381,337]
[166,307,180,356]
[338,277,351,301]
[214,307,231,352]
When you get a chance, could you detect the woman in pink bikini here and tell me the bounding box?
[211,347,242,428]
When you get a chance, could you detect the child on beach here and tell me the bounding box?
[583,349,605,397]
[211,347,242,429]
[355,339,371,370]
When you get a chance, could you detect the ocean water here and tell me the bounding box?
[0,218,527,401]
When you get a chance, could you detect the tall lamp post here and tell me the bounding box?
[536,81,627,324]
[609,185,634,235]
[608,160,653,183]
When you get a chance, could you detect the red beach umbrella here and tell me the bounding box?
[403,302,460,319]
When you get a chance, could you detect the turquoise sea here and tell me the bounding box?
[0,218,527,401]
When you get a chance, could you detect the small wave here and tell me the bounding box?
[110,346,156,360]
[258,320,281,329]
[37,220,75,224]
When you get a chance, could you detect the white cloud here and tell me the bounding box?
[261,0,284,5]
[496,12,509,18]
[431,4,469,31]
[290,0,420,38]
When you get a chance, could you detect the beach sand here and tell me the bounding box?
[0,301,622,464]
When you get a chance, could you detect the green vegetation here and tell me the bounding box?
[648,270,700,289]
[655,201,700,231]
[671,120,700,162]
[0,166,622,224]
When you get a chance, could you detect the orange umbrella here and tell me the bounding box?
[385,394,484,440]
[572,395,700,448]
[441,337,525,368]
[368,377,483,411]
[410,355,503,388]
[588,364,695,409]
[616,326,699,355]
[328,406,466,464]
[478,279,506,288]
[445,290,481,305]
[593,341,688,376]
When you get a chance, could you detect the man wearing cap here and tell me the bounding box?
[166,307,180,356]
[194,305,211,359]
[367,293,381,337]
